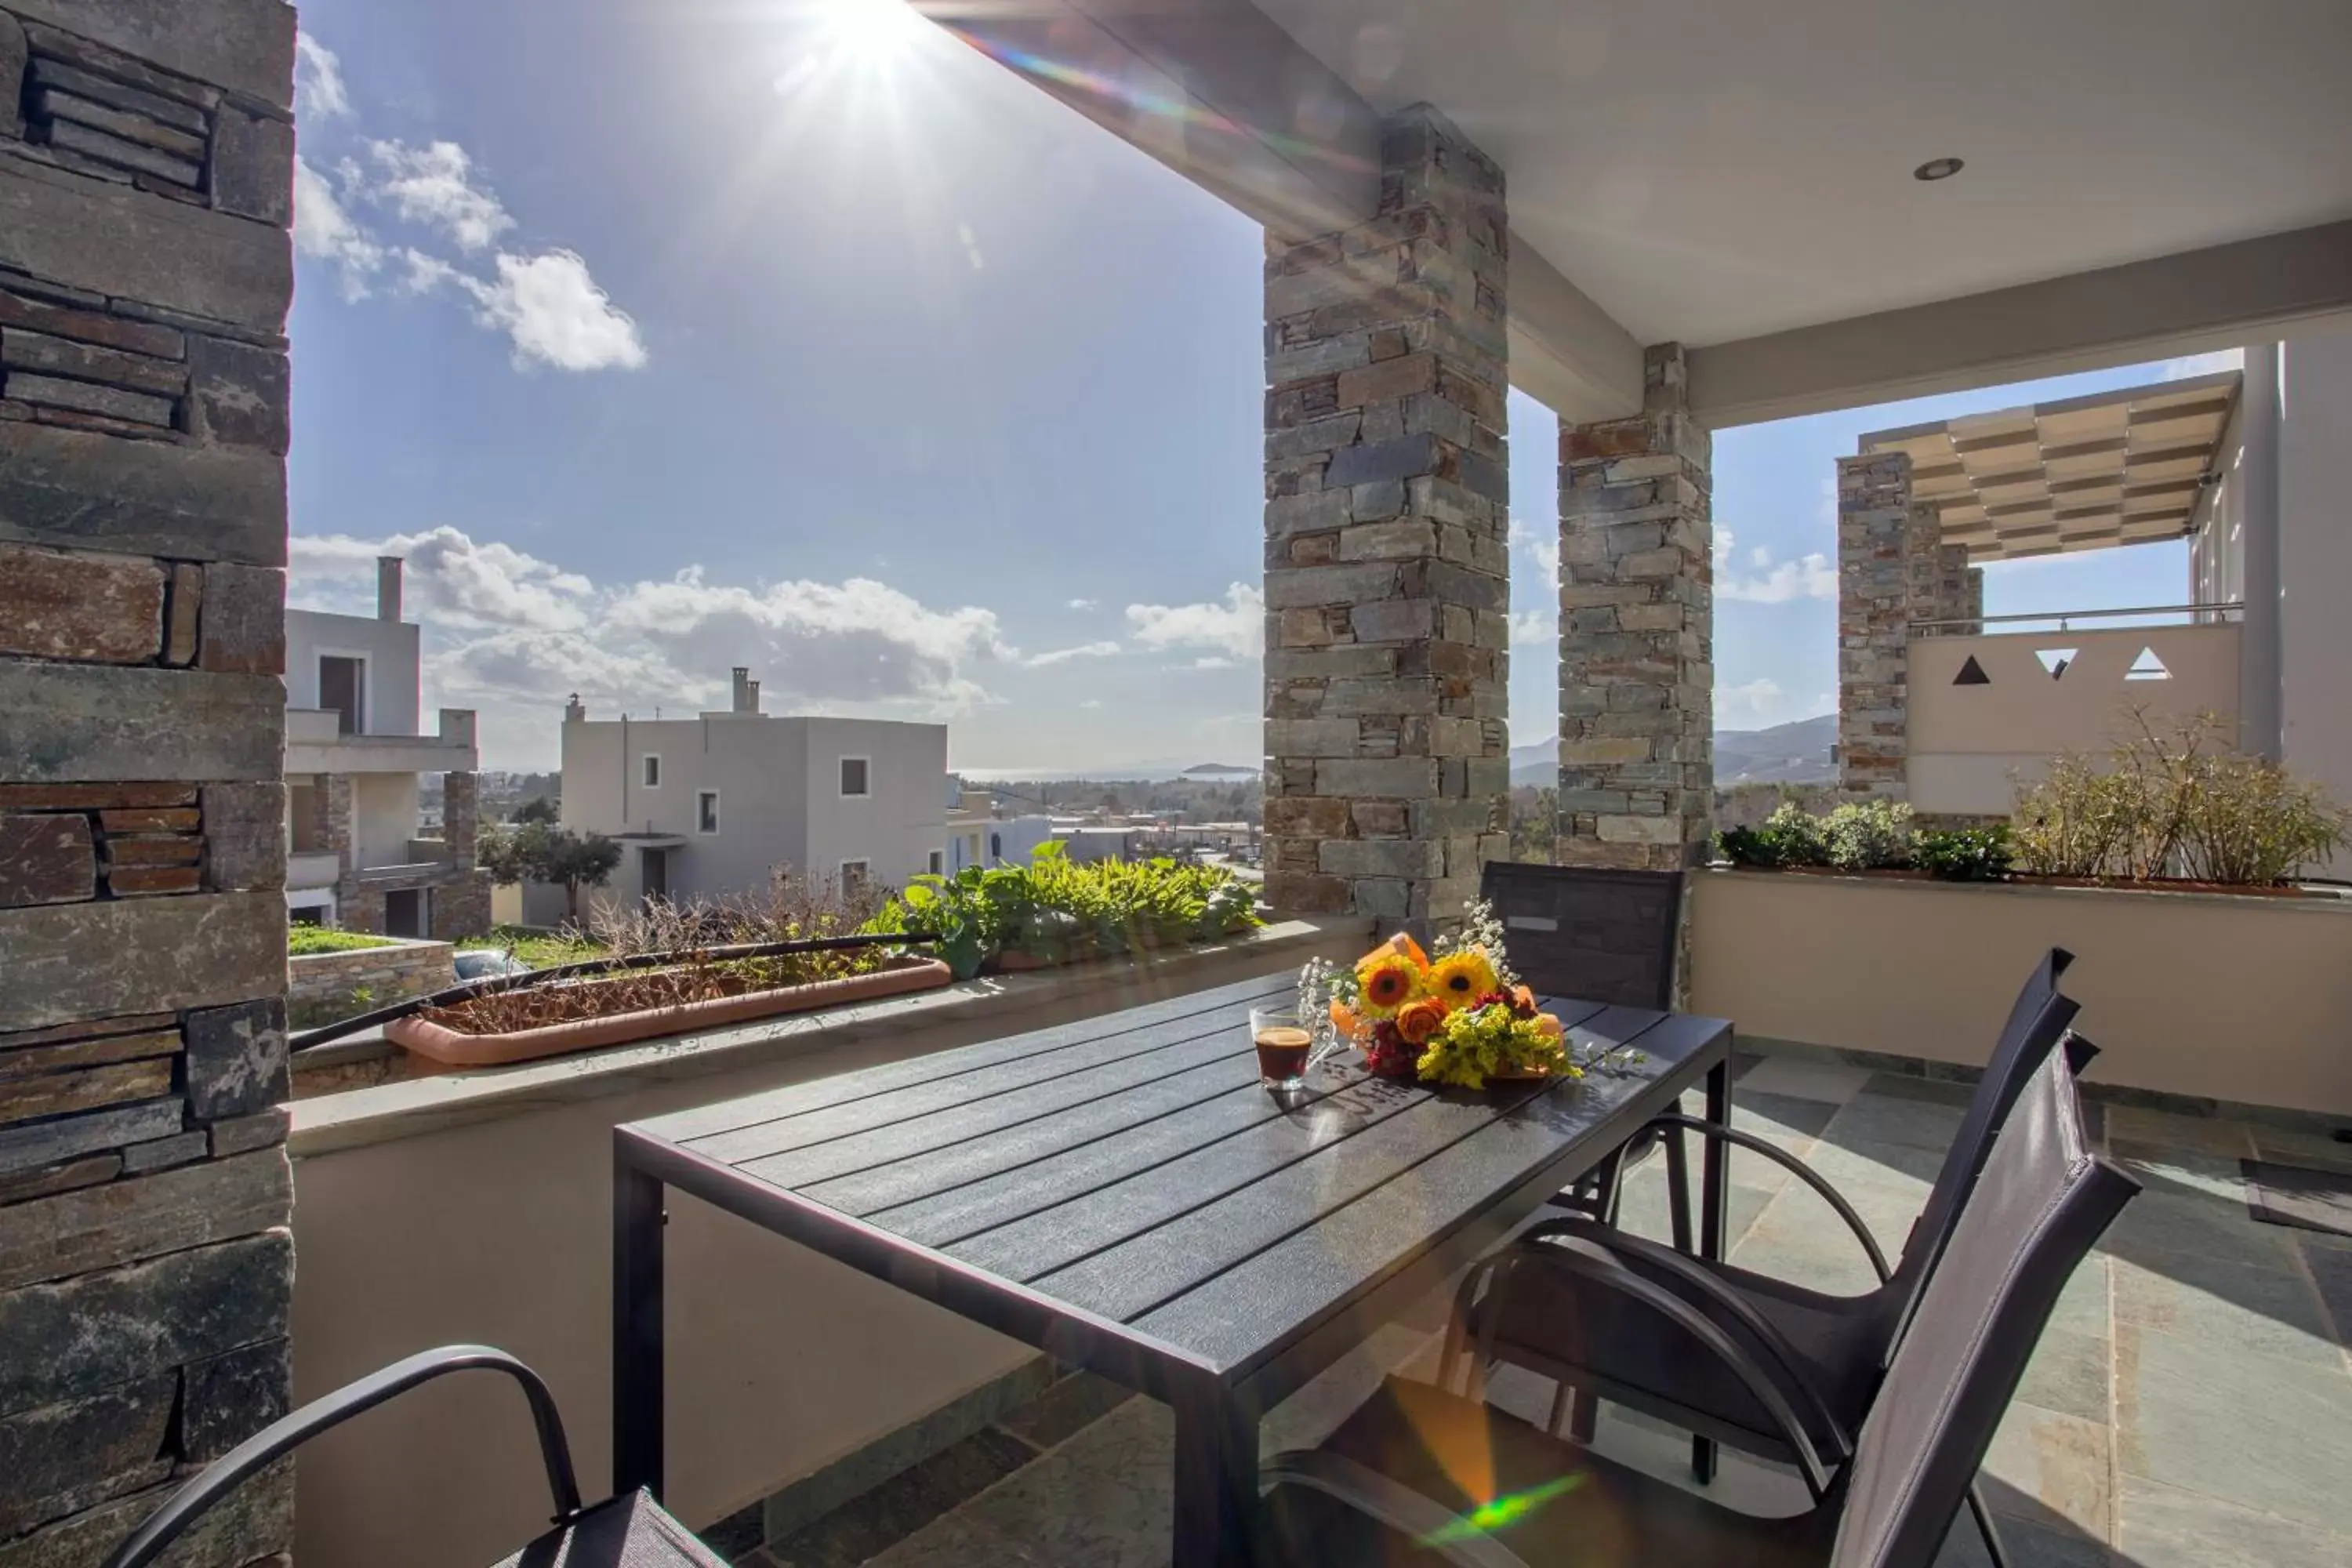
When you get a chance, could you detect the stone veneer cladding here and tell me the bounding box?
[1261,104,1510,934]
[1838,451,1914,797]
[0,2,296,1563]
[1555,344,1715,869]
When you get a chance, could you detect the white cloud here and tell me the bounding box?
[445,251,647,372]
[1025,641,1121,668]
[1714,524,1835,604]
[1717,677,1788,729]
[1066,598,1098,612]
[1078,699,1104,710]
[287,56,644,374]
[1508,515,1559,581]
[1125,583,1263,661]
[1508,609,1552,647]
[289,528,1032,739]
[1189,656,1236,670]
[295,32,351,120]
[367,139,513,252]
[292,157,383,297]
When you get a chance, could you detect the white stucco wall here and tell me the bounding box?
[2280,327,2352,831]
[286,608,423,736]
[558,711,946,902]
[352,773,419,871]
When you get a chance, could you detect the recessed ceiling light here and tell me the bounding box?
[1914,157,1965,182]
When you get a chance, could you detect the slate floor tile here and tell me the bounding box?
[2117,1475,2352,1568]
[2114,1323,2352,1534]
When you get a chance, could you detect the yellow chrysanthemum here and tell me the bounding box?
[1354,950,1425,1018]
[1428,950,1499,1007]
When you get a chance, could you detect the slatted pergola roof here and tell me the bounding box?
[1858,371,2240,561]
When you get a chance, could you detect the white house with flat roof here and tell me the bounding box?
[283,557,488,937]
[555,669,949,915]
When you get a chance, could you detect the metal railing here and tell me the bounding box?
[287,930,942,1054]
[1912,601,2243,635]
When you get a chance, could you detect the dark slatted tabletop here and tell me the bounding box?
[615,974,1732,1421]
[613,971,1734,1563]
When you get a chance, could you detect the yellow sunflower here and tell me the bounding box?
[1354,950,1425,1018]
[1427,950,1499,1007]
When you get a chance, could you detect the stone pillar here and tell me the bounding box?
[0,2,297,1561]
[1962,566,1984,634]
[322,773,356,874]
[1838,452,1914,797]
[1555,344,1715,869]
[1262,105,1510,935]
[433,771,492,940]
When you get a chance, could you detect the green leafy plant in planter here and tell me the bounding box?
[2013,713,2351,885]
[1716,803,1831,869]
[1821,800,1915,872]
[1913,825,2014,882]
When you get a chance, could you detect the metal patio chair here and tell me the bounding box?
[102,1345,724,1568]
[1442,948,2080,1563]
[1478,861,1685,1217]
[1258,1036,2137,1568]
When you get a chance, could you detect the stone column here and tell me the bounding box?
[1262,105,1510,935]
[433,771,492,940]
[1962,565,1984,635]
[322,772,356,874]
[0,2,297,1560]
[1838,452,1914,797]
[1555,344,1715,869]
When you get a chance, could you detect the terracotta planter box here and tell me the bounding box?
[384,955,956,1068]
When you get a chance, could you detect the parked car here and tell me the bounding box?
[452,948,533,982]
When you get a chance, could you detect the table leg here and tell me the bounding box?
[613,1152,666,1499]
[1173,1382,1258,1568]
[1691,1051,1733,1485]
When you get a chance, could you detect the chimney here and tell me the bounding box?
[730,666,751,714]
[744,678,760,714]
[376,556,403,622]
[564,693,586,724]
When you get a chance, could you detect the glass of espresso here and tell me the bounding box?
[1250,1007,1315,1091]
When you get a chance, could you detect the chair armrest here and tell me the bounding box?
[1259,1449,1538,1568]
[1643,1112,1893,1283]
[103,1345,583,1568]
[1511,1213,1854,1460]
[1476,1243,1837,1499]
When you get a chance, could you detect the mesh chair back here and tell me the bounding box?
[1879,949,2080,1349]
[1828,1045,2136,1568]
[1478,862,1682,1009]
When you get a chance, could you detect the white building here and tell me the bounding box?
[284,557,488,937]
[554,669,949,914]
[944,789,1055,873]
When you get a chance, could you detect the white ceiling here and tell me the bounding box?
[1252,0,2352,347]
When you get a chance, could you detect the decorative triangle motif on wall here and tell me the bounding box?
[1954,656,1991,686]
[2125,647,2172,681]
[2036,648,2078,680]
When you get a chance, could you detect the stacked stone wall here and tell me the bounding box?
[1555,344,1715,869]
[0,2,296,1561]
[1261,105,1510,933]
[1837,452,1914,798]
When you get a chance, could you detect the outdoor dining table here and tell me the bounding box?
[611,971,1735,1567]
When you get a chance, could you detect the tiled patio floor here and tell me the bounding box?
[726,1059,2352,1568]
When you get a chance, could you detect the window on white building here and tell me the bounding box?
[839,757,869,797]
[927,849,944,876]
[696,790,720,834]
[840,859,869,898]
[642,754,662,788]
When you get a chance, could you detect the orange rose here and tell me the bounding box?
[1396,998,1449,1047]
[1330,1001,1362,1039]
[1510,985,1538,1013]
[1534,1011,1564,1040]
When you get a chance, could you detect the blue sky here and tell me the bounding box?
[285,0,2226,771]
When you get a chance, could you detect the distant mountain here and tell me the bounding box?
[1716,714,1838,785]
[1182,763,1259,777]
[1509,713,1837,788]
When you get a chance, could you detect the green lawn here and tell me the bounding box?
[458,924,603,968]
[287,926,396,956]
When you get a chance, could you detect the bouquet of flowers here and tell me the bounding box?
[1297,901,1572,1090]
